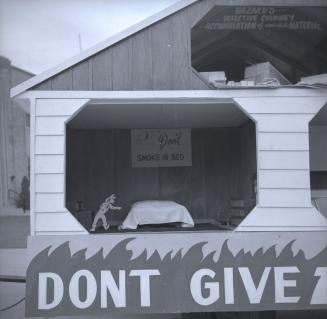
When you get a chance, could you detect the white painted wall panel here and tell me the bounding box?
[259,151,309,169]
[255,114,311,132]
[35,193,65,212]
[237,207,327,229]
[36,99,88,116]
[35,136,65,154]
[35,117,68,135]
[260,189,312,207]
[35,212,87,232]
[258,133,309,151]
[35,155,65,174]
[29,96,326,232]
[234,97,325,114]
[35,174,64,193]
[32,98,91,235]
[259,170,309,189]
[243,97,326,227]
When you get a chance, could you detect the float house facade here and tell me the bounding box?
[11,0,327,317]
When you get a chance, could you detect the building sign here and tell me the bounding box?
[197,6,325,31]
[26,232,327,317]
[131,129,192,167]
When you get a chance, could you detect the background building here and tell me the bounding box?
[0,55,32,210]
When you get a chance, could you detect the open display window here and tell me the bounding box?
[191,6,327,85]
[65,101,257,233]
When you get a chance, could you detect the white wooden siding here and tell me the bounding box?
[259,170,309,189]
[258,133,309,151]
[255,114,312,132]
[35,174,64,193]
[240,97,326,114]
[259,151,309,170]
[35,155,65,174]
[260,189,312,207]
[35,193,65,212]
[35,136,65,154]
[35,99,88,116]
[35,213,87,232]
[234,96,327,230]
[32,98,88,235]
[236,207,327,229]
[35,117,68,135]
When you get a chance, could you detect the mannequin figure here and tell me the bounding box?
[90,194,121,231]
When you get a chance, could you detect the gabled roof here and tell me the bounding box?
[11,0,199,98]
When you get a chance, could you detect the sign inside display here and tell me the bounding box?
[131,128,192,167]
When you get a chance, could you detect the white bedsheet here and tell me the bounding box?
[120,200,194,230]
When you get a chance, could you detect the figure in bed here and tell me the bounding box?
[90,194,121,231]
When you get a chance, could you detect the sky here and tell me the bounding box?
[0,0,179,74]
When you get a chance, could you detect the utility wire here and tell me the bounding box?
[0,297,25,312]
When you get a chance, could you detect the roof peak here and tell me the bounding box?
[11,0,199,98]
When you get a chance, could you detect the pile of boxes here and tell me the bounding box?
[200,61,291,88]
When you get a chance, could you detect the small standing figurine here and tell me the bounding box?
[90,194,121,231]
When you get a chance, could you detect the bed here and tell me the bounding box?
[119,200,194,230]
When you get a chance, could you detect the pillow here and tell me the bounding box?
[120,200,194,230]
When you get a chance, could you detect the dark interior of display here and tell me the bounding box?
[310,104,327,218]
[311,172,327,189]
[65,120,257,232]
[310,103,327,190]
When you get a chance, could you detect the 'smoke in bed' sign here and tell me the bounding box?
[131,128,192,167]
[26,232,327,317]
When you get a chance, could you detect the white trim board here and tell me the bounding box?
[10,0,199,98]
[15,89,327,100]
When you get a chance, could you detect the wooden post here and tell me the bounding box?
[234,96,327,231]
